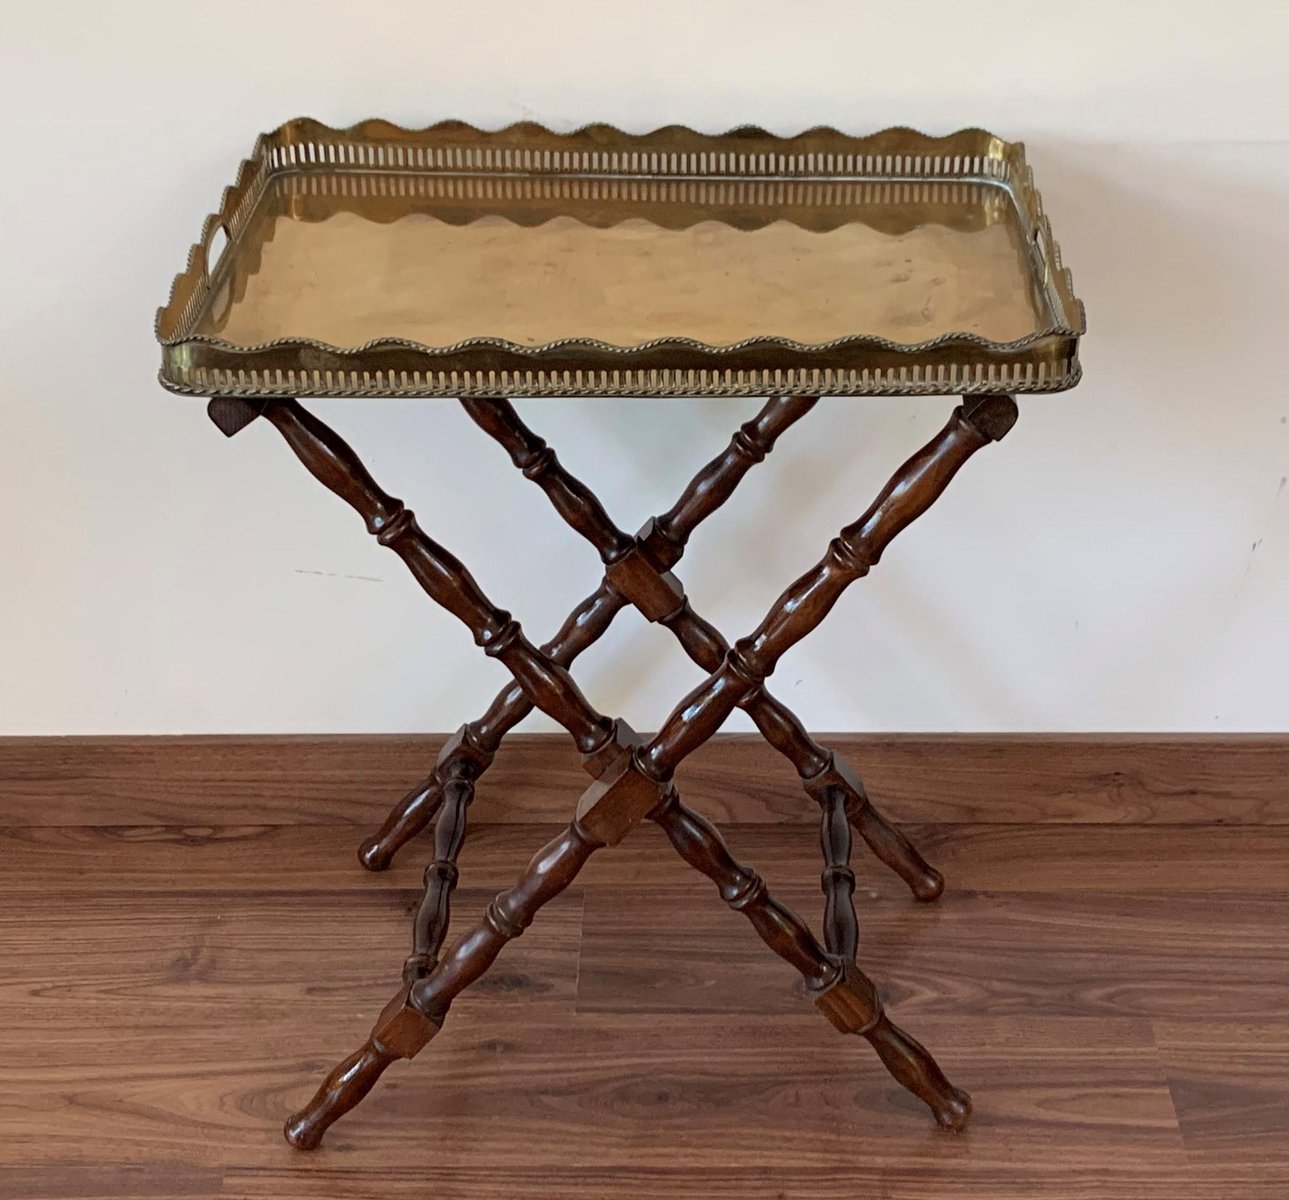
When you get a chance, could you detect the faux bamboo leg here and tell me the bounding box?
[651,790,971,1130]
[287,729,660,1148]
[819,788,859,962]
[359,395,815,869]
[285,817,606,1149]
[215,392,1013,1145]
[402,773,473,984]
[216,396,673,1147]
[638,395,1019,785]
[256,398,619,762]
[463,395,993,899]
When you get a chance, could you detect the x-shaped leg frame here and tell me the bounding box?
[206,390,1017,1148]
[357,395,943,983]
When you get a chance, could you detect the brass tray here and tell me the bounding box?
[156,120,1085,399]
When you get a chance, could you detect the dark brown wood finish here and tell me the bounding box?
[285,817,603,1149]
[819,788,859,962]
[210,392,1016,1147]
[258,399,619,763]
[649,789,970,1129]
[461,396,943,900]
[641,395,1017,783]
[650,787,835,989]
[360,394,815,869]
[403,775,471,985]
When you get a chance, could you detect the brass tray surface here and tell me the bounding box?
[157,120,1085,399]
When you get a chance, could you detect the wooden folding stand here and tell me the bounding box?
[156,120,1085,1149]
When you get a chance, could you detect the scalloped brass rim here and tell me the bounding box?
[156,119,1085,397]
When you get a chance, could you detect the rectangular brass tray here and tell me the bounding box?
[156,120,1085,399]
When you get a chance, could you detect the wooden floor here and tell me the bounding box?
[4,815,1289,1198]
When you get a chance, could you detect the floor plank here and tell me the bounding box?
[3,1016,1182,1170]
[1,891,581,1054]
[6,734,1287,826]
[2,818,1287,1197]
[4,822,1288,896]
[578,885,1289,1021]
[1156,1019,1289,1164]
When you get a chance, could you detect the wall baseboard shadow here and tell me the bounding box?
[1,733,1286,827]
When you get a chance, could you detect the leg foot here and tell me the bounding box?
[362,727,494,871]
[864,1013,972,1131]
[284,1040,398,1150]
[657,792,970,1130]
[289,820,604,1148]
[358,775,444,872]
[806,753,944,901]
[849,800,944,902]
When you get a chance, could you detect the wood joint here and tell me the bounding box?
[374,507,416,547]
[371,985,443,1059]
[726,643,766,686]
[828,535,873,576]
[433,724,495,779]
[423,860,460,888]
[578,717,642,778]
[820,864,856,890]
[207,396,264,438]
[723,871,767,911]
[603,545,686,622]
[961,394,1020,442]
[636,515,685,566]
[575,737,664,846]
[802,751,865,805]
[478,617,522,658]
[811,959,882,1036]
[484,898,526,941]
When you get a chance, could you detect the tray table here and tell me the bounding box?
[156,118,1085,1149]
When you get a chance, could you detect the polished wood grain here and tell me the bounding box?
[359,394,816,869]
[650,788,971,1129]
[247,394,1015,1141]
[284,817,604,1149]
[641,396,1016,782]
[819,788,859,961]
[461,395,943,900]
[5,733,1286,828]
[22,389,1275,1166]
[259,398,619,763]
[403,774,471,983]
[3,817,1286,1197]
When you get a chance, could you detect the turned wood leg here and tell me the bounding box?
[285,808,625,1148]
[256,397,620,763]
[651,790,970,1129]
[816,789,969,1125]
[664,601,943,901]
[357,775,442,872]
[819,789,859,961]
[284,1040,399,1150]
[216,392,1004,1145]
[864,1014,972,1131]
[357,586,624,870]
[463,394,945,900]
[403,774,473,984]
[359,395,816,870]
[359,722,496,872]
[639,395,1019,783]
[847,794,943,901]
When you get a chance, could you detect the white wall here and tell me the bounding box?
[2,1,1287,735]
